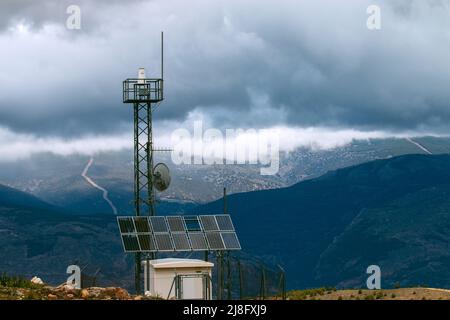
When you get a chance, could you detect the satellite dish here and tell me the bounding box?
[153,163,171,192]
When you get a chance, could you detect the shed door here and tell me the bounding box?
[181,276,203,299]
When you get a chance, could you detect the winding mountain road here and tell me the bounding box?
[405,138,433,155]
[81,157,118,215]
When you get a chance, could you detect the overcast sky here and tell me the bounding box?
[0,0,450,159]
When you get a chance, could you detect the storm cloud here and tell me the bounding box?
[0,0,450,142]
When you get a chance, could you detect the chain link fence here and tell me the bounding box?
[212,254,286,300]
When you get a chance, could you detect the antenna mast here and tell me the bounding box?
[122,32,166,294]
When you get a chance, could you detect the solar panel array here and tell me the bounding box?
[117,215,241,253]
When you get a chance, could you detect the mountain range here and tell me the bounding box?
[1,140,450,290]
[0,137,448,213]
[195,153,450,289]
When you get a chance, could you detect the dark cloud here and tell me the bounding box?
[0,0,145,32]
[0,0,450,138]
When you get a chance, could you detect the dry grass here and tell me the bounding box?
[288,287,450,300]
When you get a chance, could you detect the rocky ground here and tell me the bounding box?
[3,274,450,300]
[288,287,450,300]
[0,277,159,300]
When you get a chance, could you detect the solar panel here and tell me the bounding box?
[188,232,208,250]
[205,232,225,250]
[167,216,185,232]
[200,216,219,231]
[221,232,241,250]
[134,217,151,233]
[216,215,235,231]
[154,233,174,251]
[118,217,135,233]
[184,216,202,232]
[138,234,157,251]
[150,216,168,232]
[122,234,140,252]
[117,214,241,253]
[172,233,191,251]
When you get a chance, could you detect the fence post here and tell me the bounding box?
[217,252,222,300]
[238,259,243,300]
[277,265,286,300]
[260,265,266,300]
[227,252,232,299]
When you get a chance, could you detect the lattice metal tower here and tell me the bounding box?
[122,33,164,293]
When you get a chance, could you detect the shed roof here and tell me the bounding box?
[142,258,214,269]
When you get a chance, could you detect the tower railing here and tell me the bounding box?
[123,78,164,103]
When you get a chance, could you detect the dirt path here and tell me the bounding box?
[81,157,118,215]
[405,138,433,154]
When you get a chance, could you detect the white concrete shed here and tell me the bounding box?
[142,258,214,300]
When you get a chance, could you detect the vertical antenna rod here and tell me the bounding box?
[161,31,164,80]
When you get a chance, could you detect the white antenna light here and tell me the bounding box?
[138,68,146,84]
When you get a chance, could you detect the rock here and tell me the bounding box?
[114,288,130,300]
[80,289,90,299]
[47,294,57,300]
[62,284,75,291]
[103,287,130,300]
[30,276,43,285]
[15,289,25,297]
[86,287,103,298]
[56,284,77,294]
[103,287,116,298]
